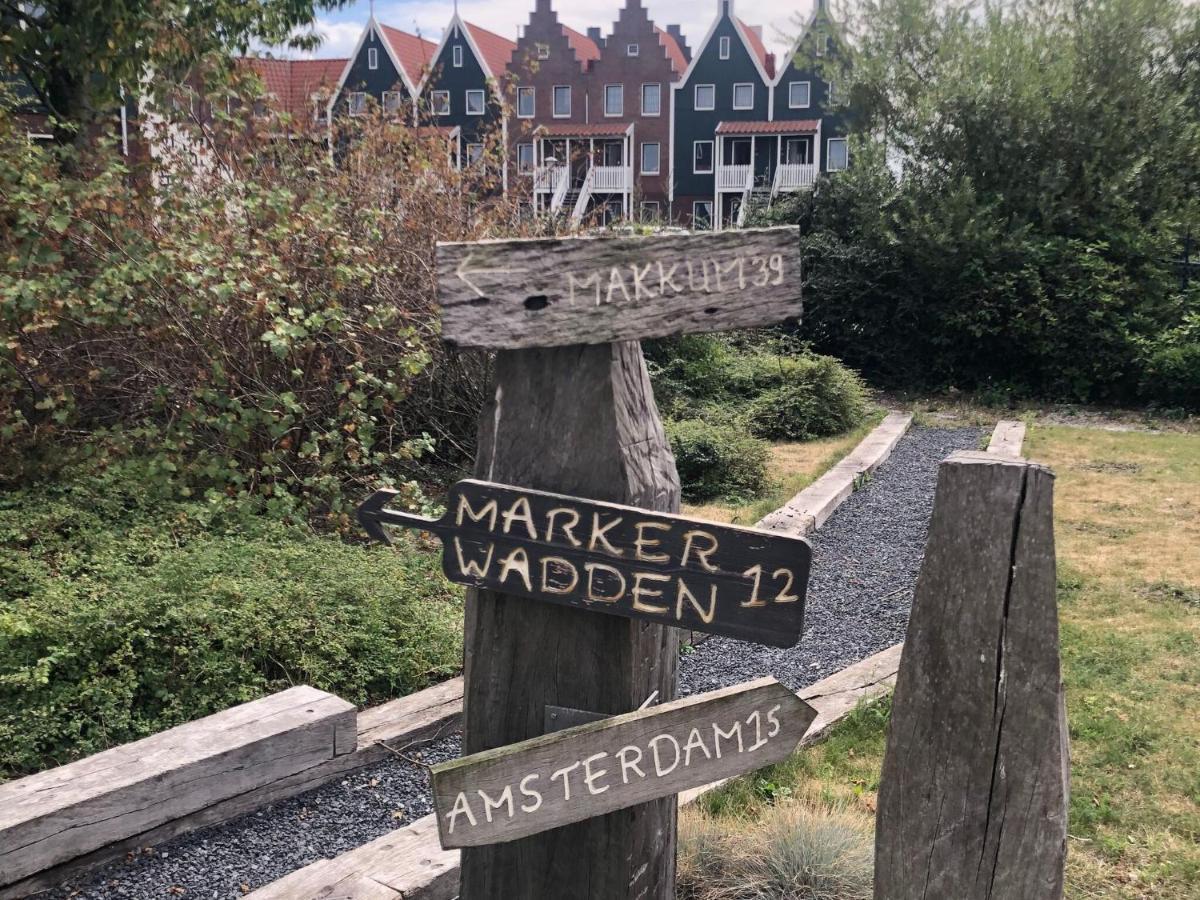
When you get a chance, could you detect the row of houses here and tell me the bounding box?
[252,0,848,230]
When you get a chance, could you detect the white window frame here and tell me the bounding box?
[453,45,464,67]
[827,80,837,104]
[627,43,639,57]
[382,90,404,116]
[347,91,366,116]
[465,89,486,116]
[536,43,550,60]
[827,137,849,171]
[693,200,713,228]
[693,140,714,174]
[640,201,661,222]
[641,82,661,116]
[552,85,571,118]
[604,84,623,117]
[516,86,535,118]
[732,82,754,110]
[465,142,484,165]
[719,36,731,59]
[789,81,811,109]
[430,90,450,116]
[640,141,660,175]
[368,47,378,70]
[694,83,715,111]
[517,142,535,173]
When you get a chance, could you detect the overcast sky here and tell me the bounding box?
[283,0,816,63]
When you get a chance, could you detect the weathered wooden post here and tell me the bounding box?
[370,228,810,899]
[874,451,1069,899]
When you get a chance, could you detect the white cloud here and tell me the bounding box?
[286,0,814,64]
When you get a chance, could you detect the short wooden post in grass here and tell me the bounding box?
[874,451,1069,900]
[361,227,814,900]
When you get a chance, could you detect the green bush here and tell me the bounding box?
[0,460,462,780]
[743,354,869,441]
[665,419,770,503]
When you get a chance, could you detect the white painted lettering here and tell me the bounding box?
[497,546,533,592]
[746,709,768,752]
[501,496,538,539]
[683,727,713,766]
[649,734,681,776]
[630,263,657,301]
[519,773,543,813]
[456,494,498,531]
[712,720,744,758]
[631,571,671,614]
[582,752,611,795]
[568,271,602,305]
[539,556,579,594]
[766,703,782,738]
[585,562,627,603]
[446,791,477,833]
[681,530,720,572]
[550,761,582,800]
[605,267,632,305]
[769,253,785,285]
[675,579,717,624]
[617,744,646,783]
[476,785,514,823]
[658,260,683,294]
[453,537,495,579]
[634,521,671,562]
[545,507,583,547]
[589,513,624,556]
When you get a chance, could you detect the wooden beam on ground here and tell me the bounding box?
[0,686,355,892]
[987,419,1027,458]
[436,228,801,349]
[757,412,913,536]
[247,644,905,900]
[874,451,1068,899]
[2,679,463,899]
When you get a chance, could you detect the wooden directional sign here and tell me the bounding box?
[430,677,816,848]
[359,479,811,647]
[436,227,802,349]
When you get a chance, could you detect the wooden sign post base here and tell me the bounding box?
[459,342,680,899]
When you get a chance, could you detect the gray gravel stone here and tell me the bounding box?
[53,425,982,899]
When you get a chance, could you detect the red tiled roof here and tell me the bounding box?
[562,25,601,69]
[655,27,687,75]
[736,18,775,78]
[380,24,438,85]
[238,57,346,119]
[536,122,631,137]
[465,22,517,78]
[716,119,819,135]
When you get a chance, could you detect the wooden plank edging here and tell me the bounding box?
[247,643,904,900]
[756,413,914,536]
[987,419,1026,458]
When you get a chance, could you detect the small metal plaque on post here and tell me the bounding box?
[359,478,812,647]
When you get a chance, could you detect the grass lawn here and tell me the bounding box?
[683,423,1200,899]
[683,411,885,526]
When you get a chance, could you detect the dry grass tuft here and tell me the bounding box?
[678,802,874,900]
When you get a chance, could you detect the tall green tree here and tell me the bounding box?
[0,0,346,146]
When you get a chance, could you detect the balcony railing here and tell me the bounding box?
[592,165,631,192]
[533,164,567,194]
[716,164,753,191]
[773,163,819,193]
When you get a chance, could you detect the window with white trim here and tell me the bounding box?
[382,91,404,116]
[536,43,550,59]
[641,83,661,116]
[517,142,535,173]
[693,140,713,173]
[368,47,378,70]
[827,80,837,104]
[430,90,450,116]
[517,86,535,117]
[694,83,715,110]
[827,137,849,170]
[553,85,571,117]
[465,89,485,115]
[453,45,464,67]
[627,43,639,56]
[719,36,731,59]
[732,82,754,109]
[465,143,484,165]
[347,92,366,116]
[640,201,661,223]
[693,200,713,228]
[789,81,810,108]
[640,141,660,175]
[604,84,623,117]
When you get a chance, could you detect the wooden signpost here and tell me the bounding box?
[359,479,811,646]
[362,226,804,900]
[429,677,816,848]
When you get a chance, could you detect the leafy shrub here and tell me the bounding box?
[0,459,462,780]
[678,801,874,900]
[742,355,869,441]
[665,418,769,503]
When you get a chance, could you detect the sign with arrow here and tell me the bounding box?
[359,479,811,647]
[429,677,817,848]
[436,227,802,349]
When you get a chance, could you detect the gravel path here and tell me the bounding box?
[54,424,982,900]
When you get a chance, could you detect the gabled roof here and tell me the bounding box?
[380,24,438,86]
[562,25,601,70]
[674,4,775,88]
[465,22,518,79]
[772,2,842,86]
[240,57,346,119]
[736,19,775,79]
[655,27,687,75]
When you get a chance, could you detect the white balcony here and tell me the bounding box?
[773,163,819,193]
[533,164,567,194]
[716,164,753,191]
[592,165,631,192]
